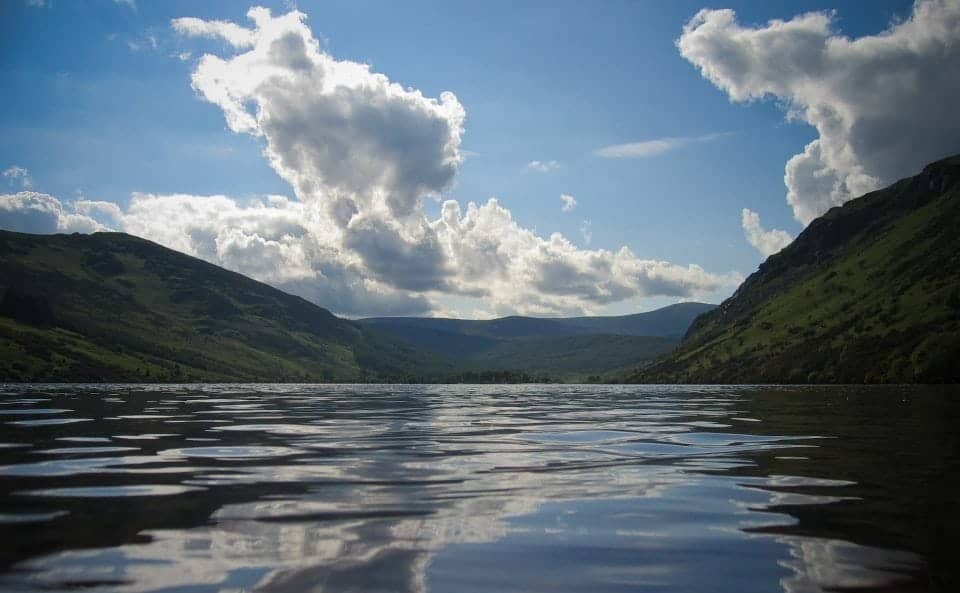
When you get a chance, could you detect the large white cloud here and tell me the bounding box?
[162,6,737,315]
[0,192,104,234]
[118,192,432,316]
[2,6,740,319]
[678,0,960,227]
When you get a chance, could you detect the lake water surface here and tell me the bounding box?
[0,384,957,592]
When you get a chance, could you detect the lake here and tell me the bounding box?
[0,384,957,592]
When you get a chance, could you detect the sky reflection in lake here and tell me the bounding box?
[0,384,956,592]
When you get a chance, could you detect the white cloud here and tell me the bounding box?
[741,208,793,257]
[26,0,45,7]
[527,160,559,173]
[2,166,32,189]
[432,198,740,315]
[678,0,960,225]
[171,16,257,49]
[0,192,106,235]
[560,193,577,213]
[0,186,740,317]
[43,5,745,318]
[595,132,730,159]
[113,0,136,10]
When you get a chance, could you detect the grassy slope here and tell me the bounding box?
[0,231,442,382]
[630,155,960,384]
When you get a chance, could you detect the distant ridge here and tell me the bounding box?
[357,303,715,380]
[629,154,960,384]
[360,302,716,340]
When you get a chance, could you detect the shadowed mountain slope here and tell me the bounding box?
[0,231,440,382]
[630,155,960,384]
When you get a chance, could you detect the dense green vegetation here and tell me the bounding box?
[0,231,445,382]
[630,155,960,384]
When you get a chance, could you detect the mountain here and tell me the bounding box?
[357,303,714,380]
[0,231,705,383]
[560,303,717,336]
[630,155,960,384]
[0,231,443,382]
[359,302,714,342]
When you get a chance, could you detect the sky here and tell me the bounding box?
[2,0,959,318]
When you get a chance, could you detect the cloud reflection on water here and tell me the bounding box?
[0,384,951,592]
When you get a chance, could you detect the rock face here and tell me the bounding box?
[630,154,960,384]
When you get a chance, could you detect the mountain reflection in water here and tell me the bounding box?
[0,384,957,592]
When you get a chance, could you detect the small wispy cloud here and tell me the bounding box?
[594,132,732,159]
[2,165,32,189]
[113,0,136,9]
[560,193,577,213]
[171,17,256,49]
[527,160,559,173]
[127,31,159,53]
[580,220,592,245]
[26,0,46,7]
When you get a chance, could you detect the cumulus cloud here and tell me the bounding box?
[678,0,960,225]
[0,189,430,316]
[741,208,793,257]
[160,6,737,315]
[560,193,577,213]
[527,160,559,173]
[431,198,740,315]
[0,7,708,316]
[119,192,432,316]
[2,166,32,189]
[1,187,739,317]
[595,133,730,159]
[0,192,106,234]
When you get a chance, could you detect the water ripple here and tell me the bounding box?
[0,383,955,593]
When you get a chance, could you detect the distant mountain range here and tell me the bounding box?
[630,155,960,384]
[358,303,714,380]
[0,230,709,382]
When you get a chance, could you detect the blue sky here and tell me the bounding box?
[2,0,955,317]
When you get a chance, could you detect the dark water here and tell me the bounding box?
[0,385,958,593]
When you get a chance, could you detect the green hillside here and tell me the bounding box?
[0,231,442,382]
[630,155,960,384]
